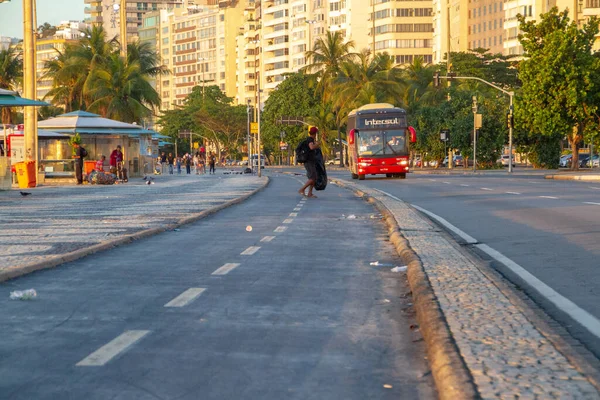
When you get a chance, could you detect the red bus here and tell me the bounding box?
[347,103,416,180]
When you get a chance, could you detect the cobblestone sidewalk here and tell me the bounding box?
[339,180,600,399]
[0,174,266,279]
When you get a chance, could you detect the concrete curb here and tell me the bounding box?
[545,174,600,181]
[333,179,479,400]
[0,177,270,283]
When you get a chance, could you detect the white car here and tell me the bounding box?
[500,154,515,167]
[326,158,340,166]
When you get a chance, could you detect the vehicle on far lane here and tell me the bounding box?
[578,154,591,168]
[499,154,516,167]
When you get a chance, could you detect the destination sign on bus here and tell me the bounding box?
[358,115,406,129]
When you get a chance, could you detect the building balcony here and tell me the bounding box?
[264,41,289,52]
[263,29,289,41]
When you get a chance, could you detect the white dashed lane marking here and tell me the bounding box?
[212,263,241,275]
[293,208,301,211]
[583,202,600,206]
[460,184,470,187]
[506,192,521,195]
[260,236,275,242]
[443,181,451,184]
[481,188,493,191]
[241,246,261,255]
[588,187,600,190]
[539,196,558,199]
[429,179,436,181]
[274,226,287,233]
[76,330,150,367]
[164,288,206,308]
[289,213,298,217]
[283,218,294,224]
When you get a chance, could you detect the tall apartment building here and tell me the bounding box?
[84,0,187,43]
[372,0,434,65]
[155,0,246,110]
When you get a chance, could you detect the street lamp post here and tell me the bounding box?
[120,0,127,57]
[247,99,252,169]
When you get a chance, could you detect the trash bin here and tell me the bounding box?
[84,160,96,175]
[15,161,36,188]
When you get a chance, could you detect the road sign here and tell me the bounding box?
[193,142,199,149]
[250,122,258,134]
[440,129,450,141]
[475,114,482,128]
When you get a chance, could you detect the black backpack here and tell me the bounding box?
[80,147,88,158]
[295,139,310,163]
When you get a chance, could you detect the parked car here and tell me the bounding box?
[442,155,464,167]
[499,154,516,167]
[586,154,599,167]
[578,154,591,168]
[326,157,340,166]
[559,154,572,168]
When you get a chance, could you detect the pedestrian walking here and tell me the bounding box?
[184,153,192,174]
[167,153,174,174]
[176,156,182,174]
[160,152,167,174]
[73,142,87,185]
[110,145,127,182]
[209,152,216,174]
[193,153,200,174]
[298,126,319,198]
[199,156,206,174]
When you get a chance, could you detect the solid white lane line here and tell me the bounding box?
[460,184,470,187]
[261,236,275,242]
[274,226,287,233]
[410,204,478,244]
[476,244,600,340]
[241,246,260,255]
[481,188,493,191]
[293,208,301,211]
[289,213,298,217]
[539,196,558,199]
[283,218,294,224]
[506,191,521,195]
[373,188,402,202]
[164,288,206,308]
[212,263,241,275]
[76,330,150,367]
[583,202,600,206]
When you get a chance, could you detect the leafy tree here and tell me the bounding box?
[0,47,23,124]
[37,23,57,39]
[517,8,600,169]
[261,73,321,157]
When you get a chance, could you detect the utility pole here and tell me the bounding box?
[22,0,37,185]
[446,0,453,169]
[472,96,477,172]
[120,0,127,58]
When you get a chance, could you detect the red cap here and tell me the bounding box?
[309,126,319,134]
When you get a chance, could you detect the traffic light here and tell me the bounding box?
[433,71,440,87]
[507,113,514,129]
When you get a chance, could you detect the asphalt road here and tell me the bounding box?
[0,173,435,400]
[328,168,600,359]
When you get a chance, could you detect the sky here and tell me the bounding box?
[0,0,85,39]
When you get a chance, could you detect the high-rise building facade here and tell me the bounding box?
[84,0,187,43]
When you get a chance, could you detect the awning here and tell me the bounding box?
[0,89,49,107]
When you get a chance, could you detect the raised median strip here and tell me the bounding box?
[333,178,600,400]
[0,175,269,283]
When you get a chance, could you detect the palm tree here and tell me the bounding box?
[401,57,438,113]
[127,41,170,78]
[0,48,23,124]
[84,53,160,122]
[303,30,357,102]
[331,51,404,119]
[43,48,85,112]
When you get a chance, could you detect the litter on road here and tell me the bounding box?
[10,289,37,300]
[391,266,407,272]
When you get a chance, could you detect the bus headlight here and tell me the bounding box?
[398,160,408,166]
[358,162,371,167]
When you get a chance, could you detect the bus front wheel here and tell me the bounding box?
[358,174,366,180]
[351,173,358,179]
[386,174,392,178]
[397,173,406,179]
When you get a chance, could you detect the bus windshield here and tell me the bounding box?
[357,130,406,156]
